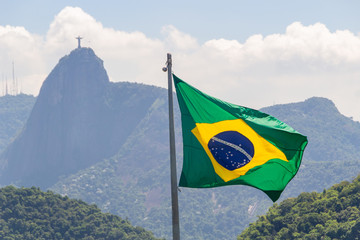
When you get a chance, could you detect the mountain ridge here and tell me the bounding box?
[261,96,360,162]
[0,47,165,189]
[51,94,360,240]
[238,175,360,239]
[1,47,360,239]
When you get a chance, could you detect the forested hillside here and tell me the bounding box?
[262,97,360,163]
[0,186,161,240]
[2,93,360,239]
[1,47,360,240]
[0,48,165,189]
[261,97,360,199]
[0,94,35,154]
[51,96,360,240]
[238,175,360,239]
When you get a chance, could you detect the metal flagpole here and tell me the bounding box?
[164,53,180,240]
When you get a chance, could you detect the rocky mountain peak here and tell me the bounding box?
[0,48,124,188]
[38,47,109,106]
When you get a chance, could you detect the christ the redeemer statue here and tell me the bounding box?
[76,36,83,48]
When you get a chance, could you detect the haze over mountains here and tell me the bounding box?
[0,48,164,188]
[0,94,35,153]
[1,47,360,239]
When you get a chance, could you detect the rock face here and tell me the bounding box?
[0,47,162,188]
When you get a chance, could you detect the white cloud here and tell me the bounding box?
[170,22,360,121]
[0,25,46,94]
[46,7,165,86]
[162,25,199,51]
[1,7,360,121]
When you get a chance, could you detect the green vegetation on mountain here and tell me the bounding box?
[261,97,360,198]
[0,94,35,154]
[2,88,360,240]
[50,91,270,240]
[51,96,360,240]
[0,186,161,240]
[2,47,360,240]
[261,97,360,163]
[238,175,360,240]
[0,48,165,189]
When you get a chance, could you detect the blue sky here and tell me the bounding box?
[1,1,360,120]
[2,0,360,42]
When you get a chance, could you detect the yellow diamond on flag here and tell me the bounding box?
[192,119,288,182]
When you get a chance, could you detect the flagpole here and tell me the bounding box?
[165,53,180,240]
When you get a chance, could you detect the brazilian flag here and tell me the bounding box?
[174,74,308,202]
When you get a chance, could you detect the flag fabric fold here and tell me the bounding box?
[173,74,308,202]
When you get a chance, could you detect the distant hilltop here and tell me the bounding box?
[1,47,360,240]
[0,47,164,188]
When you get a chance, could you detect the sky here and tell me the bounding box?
[1,0,360,121]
